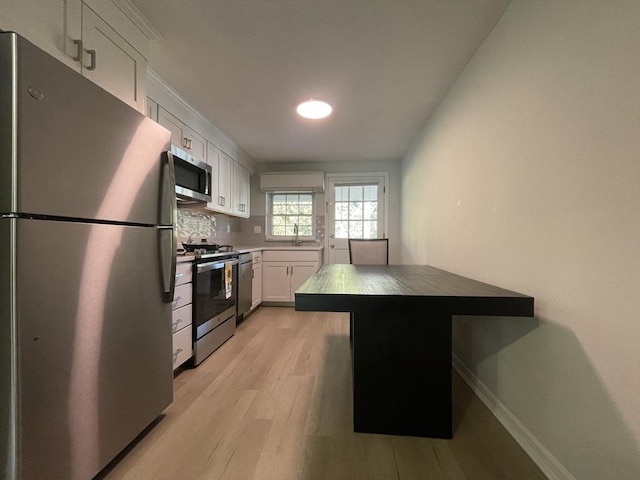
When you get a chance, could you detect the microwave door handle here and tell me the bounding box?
[206,169,212,196]
[159,151,177,303]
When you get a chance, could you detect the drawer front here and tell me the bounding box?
[262,250,319,262]
[175,262,193,286]
[172,324,192,370]
[172,304,192,334]
[172,283,192,310]
[252,251,262,264]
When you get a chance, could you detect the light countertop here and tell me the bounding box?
[236,245,324,253]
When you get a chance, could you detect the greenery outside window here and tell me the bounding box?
[266,192,315,240]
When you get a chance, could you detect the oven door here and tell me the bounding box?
[194,258,238,339]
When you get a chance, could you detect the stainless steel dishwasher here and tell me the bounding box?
[237,252,253,321]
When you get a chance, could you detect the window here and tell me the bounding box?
[334,184,379,239]
[266,193,315,239]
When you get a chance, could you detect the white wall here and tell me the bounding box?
[401,1,639,479]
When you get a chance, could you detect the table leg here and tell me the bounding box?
[351,309,453,438]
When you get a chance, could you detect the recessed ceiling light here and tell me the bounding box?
[296,99,333,119]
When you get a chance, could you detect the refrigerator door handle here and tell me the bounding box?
[160,151,177,303]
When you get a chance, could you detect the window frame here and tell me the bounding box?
[265,191,316,241]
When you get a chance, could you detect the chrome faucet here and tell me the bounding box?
[293,223,302,246]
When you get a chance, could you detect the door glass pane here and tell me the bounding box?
[363,221,377,238]
[364,201,377,219]
[349,186,363,201]
[335,221,348,238]
[335,202,348,220]
[349,202,363,220]
[364,185,377,201]
[349,221,363,238]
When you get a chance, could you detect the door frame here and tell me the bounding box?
[325,172,389,264]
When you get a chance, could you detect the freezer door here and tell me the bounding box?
[5,34,171,224]
[15,219,173,480]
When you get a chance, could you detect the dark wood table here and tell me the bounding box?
[295,264,534,439]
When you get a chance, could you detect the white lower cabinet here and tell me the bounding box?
[172,304,192,334]
[261,250,321,302]
[172,261,193,369]
[251,251,262,310]
[172,324,192,370]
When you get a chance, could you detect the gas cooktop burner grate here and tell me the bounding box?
[181,242,234,254]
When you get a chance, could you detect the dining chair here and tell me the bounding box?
[348,238,389,265]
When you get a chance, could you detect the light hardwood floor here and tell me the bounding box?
[97,307,547,480]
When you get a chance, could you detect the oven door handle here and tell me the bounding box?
[197,259,239,273]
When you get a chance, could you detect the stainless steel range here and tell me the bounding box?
[189,246,241,366]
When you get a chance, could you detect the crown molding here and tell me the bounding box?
[147,69,211,128]
[112,0,163,40]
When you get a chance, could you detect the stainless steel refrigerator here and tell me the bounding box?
[0,33,176,479]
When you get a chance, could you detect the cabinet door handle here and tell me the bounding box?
[72,39,83,62]
[187,138,192,149]
[291,265,294,276]
[175,273,184,279]
[182,138,188,149]
[286,266,289,276]
[86,49,96,70]
[172,318,183,331]
[172,295,182,308]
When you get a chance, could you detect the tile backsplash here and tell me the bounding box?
[177,206,325,248]
[177,208,216,244]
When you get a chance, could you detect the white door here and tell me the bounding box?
[326,174,388,264]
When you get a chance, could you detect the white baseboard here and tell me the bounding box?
[452,355,576,480]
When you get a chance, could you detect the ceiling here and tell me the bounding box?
[132,0,510,163]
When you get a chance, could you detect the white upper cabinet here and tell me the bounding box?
[206,142,233,215]
[158,107,206,162]
[146,97,158,122]
[0,0,82,71]
[219,152,234,211]
[80,4,146,111]
[0,0,149,112]
[233,161,250,218]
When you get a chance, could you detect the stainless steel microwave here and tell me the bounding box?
[170,145,212,203]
